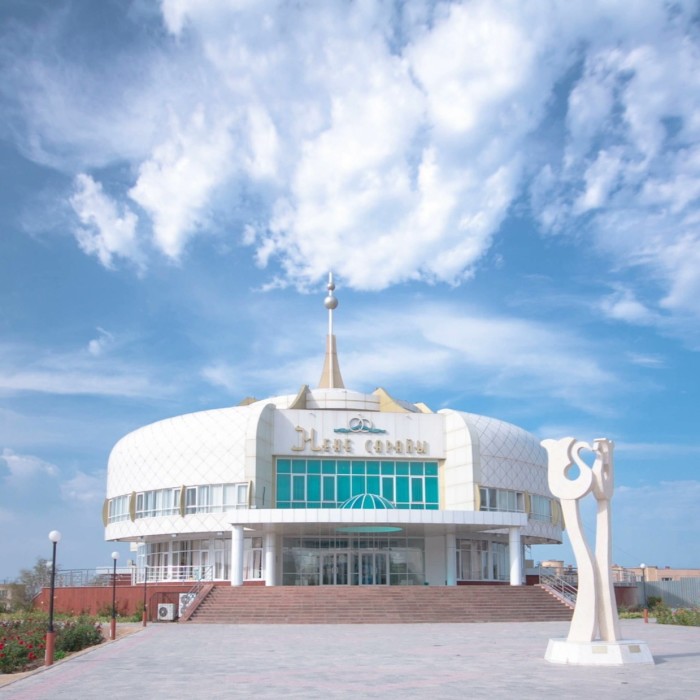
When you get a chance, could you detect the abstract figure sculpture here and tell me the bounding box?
[541,437,653,665]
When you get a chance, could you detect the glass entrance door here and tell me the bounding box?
[357,552,389,585]
[320,552,350,585]
[320,551,389,585]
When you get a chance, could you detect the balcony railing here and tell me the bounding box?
[43,566,216,587]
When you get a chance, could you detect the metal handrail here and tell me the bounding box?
[179,565,215,615]
[538,567,578,605]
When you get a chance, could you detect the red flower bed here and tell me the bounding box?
[0,614,103,674]
[0,616,47,674]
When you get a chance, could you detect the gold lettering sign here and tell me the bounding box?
[291,426,427,455]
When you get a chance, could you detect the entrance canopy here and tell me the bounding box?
[230,508,529,537]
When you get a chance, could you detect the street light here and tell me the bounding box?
[142,564,148,627]
[640,563,648,622]
[45,530,61,666]
[110,551,119,640]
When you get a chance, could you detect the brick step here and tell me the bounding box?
[186,585,572,624]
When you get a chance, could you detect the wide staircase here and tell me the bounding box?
[186,585,573,624]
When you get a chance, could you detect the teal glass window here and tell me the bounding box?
[351,475,365,496]
[292,475,305,501]
[366,475,380,496]
[396,477,409,503]
[425,477,438,505]
[337,475,350,501]
[277,475,291,501]
[382,477,394,501]
[275,458,440,509]
[411,477,423,503]
[307,475,321,502]
[323,476,335,501]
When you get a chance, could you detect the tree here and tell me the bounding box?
[12,558,53,610]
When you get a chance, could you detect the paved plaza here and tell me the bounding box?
[1,619,699,699]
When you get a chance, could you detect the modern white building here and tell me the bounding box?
[104,277,562,587]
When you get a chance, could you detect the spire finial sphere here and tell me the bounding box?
[324,271,338,310]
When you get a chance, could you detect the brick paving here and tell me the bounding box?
[1,619,698,699]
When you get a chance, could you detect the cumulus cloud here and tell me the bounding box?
[1,448,59,485]
[4,0,700,326]
[129,107,237,259]
[70,174,143,269]
[599,286,656,325]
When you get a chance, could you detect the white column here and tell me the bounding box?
[509,527,523,586]
[231,525,244,586]
[445,532,457,585]
[264,532,276,587]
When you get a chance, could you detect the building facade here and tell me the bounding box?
[104,278,562,587]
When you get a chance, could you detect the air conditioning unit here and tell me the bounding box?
[179,593,196,617]
[157,603,176,621]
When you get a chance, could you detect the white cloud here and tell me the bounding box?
[128,106,237,259]
[88,328,115,357]
[0,342,166,399]
[5,0,700,331]
[615,481,700,545]
[600,286,656,325]
[1,448,59,485]
[60,470,105,505]
[210,302,618,409]
[626,353,665,368]
[70,174,143,269]
[614,443,700,459]
[201,362,239,394]
[535,14,700,329]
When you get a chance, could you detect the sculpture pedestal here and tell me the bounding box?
[545,638,654,666]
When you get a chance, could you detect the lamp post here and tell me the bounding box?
[640,562,648,623]
[45,530,61,666]
[110,551,119,640]
[142,565,148,627]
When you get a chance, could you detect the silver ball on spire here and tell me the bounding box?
[324,271,338,309]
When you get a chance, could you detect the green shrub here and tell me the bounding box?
[646,596,663,610]
[56,617,103,652]
[655,604,700,626]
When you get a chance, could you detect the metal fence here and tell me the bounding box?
[47,566,215,588]
[638,578,700,608]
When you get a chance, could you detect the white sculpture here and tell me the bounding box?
[541,437,653,665]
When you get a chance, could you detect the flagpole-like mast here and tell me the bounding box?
[318,272,344,389]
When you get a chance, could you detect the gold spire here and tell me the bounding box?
[317,272,345,389]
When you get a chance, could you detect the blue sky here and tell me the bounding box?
[1,0,699,581]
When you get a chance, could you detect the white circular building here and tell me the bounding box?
[104,278,561,587]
